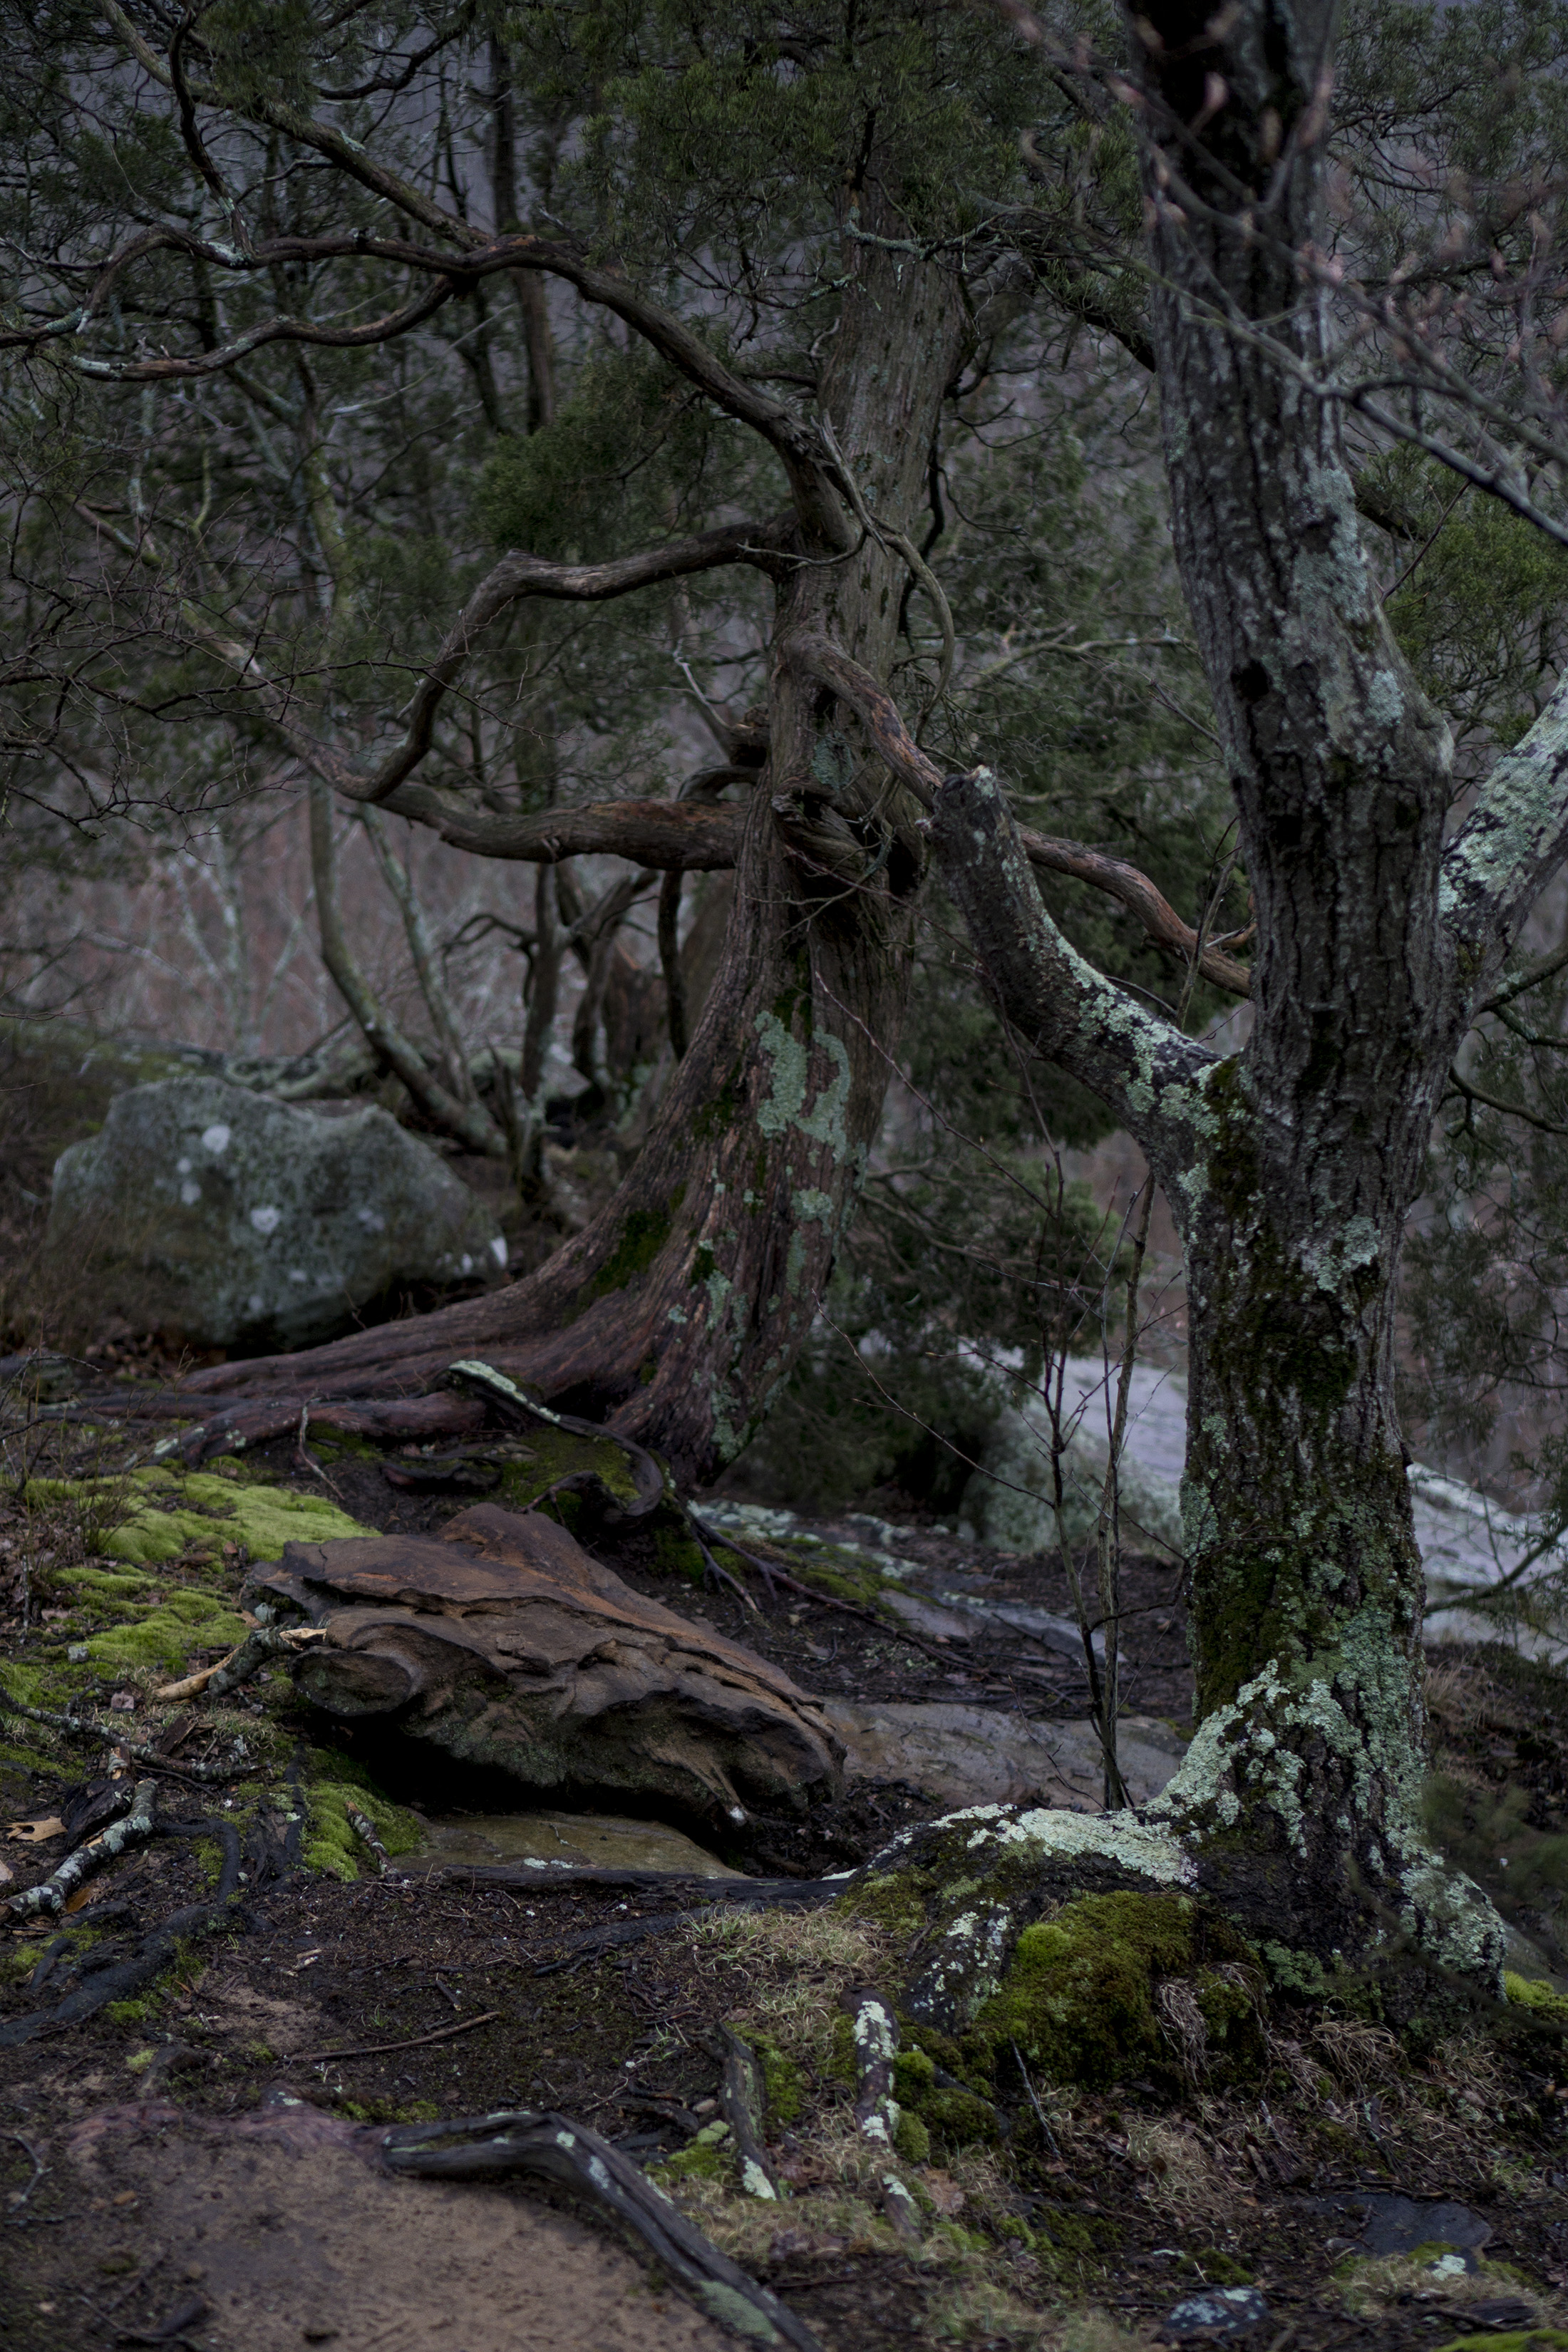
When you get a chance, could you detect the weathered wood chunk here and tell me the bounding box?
[266,1505,843,1824]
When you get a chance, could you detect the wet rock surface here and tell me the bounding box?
[264,1504,845,1827]
[45,1076,504,1349]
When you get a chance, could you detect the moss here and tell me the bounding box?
[892,2109,931,2163]
[843,1870,927,1947]
[1181,2249,1254,2286]
[51,1566,249,1674]
[652,1524,706,1586]
[1503,1971,1568,2024]
[656,2120,733,2184]
[892,2046,937,2103]
[923,2086,1002,2152]
[827,2011,857,2085]
[1433,2337,1568,2352]
[751,2030,806,2127]
[26,1469,372,1567]
[496,1425,641,1510]
[579,1195,681,1309]
[105,1998,152,2025]
[975,1891,1263,2090]
[304,1755,422,1882]
[307,1429,380,1463]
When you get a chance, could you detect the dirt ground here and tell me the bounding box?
[5,1406,1568,2352]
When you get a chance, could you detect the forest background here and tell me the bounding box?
[4,0,1568,1552]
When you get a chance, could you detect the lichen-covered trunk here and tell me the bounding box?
[182,211,966,1490]
[1154,1066,1497,1969]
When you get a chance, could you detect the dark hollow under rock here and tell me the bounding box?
[261,1503,845,1826]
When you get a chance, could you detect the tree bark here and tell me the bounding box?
[182,181,970,1489]
[922,0,1568,1977]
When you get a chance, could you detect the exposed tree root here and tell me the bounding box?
[380,2106,825,2351]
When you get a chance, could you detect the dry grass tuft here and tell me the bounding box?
[1120,2118,1234,2223]
[687,1904,893,2075]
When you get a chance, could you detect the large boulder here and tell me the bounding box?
[46,1076,505,1350]
[264,1503,845,1827]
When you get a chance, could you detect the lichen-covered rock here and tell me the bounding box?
[46,1076,505,1348]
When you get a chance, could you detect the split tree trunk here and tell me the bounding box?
[183,191,969,1490]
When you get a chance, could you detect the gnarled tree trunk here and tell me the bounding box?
[183,197,969,1490]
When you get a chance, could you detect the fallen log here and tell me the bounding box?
[265,1502,843,1828]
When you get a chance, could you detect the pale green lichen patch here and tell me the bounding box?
[753,1011,852,1160]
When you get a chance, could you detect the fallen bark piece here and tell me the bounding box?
[267,1503,843,1827]
[380,2107,824,2351]
[7,1779,158,1919]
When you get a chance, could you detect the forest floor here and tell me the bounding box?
[3,1402,1568,2352]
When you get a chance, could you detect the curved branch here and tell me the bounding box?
[368,789,743,872]
[788,632,1252,996]
[71,276,460,380]
[931,765,1213,1182]
[352,520,794,808]
[1440,669,1568,984]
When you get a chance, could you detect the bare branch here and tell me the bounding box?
[929,765,1214,1183]
[354,521,793,808]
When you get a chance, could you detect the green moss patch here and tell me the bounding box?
[49,1567,248,1674]
[1503,1971,1568,2024]
[976,1891,1264,2090]
[496,1425,641,1511]
[27,1468,373,1565]
[304,1750,423,1882]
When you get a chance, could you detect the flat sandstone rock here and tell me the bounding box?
[267,1505,842,1825]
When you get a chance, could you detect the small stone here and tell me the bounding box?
[1160,2285,1269,2340]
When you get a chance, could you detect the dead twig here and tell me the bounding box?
[153,1624,324,1704]
[0,1817,242,2048]
[7,1778,159,1919]
[1009,2033,1062,2157]
[0,1696,257,1783]
[296,2010,500,2064]
[3,2128,47,2201]
[344,1805,394,1877]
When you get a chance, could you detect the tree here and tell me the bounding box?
[0,0,1229,1477]
[892,0,1568,1979]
